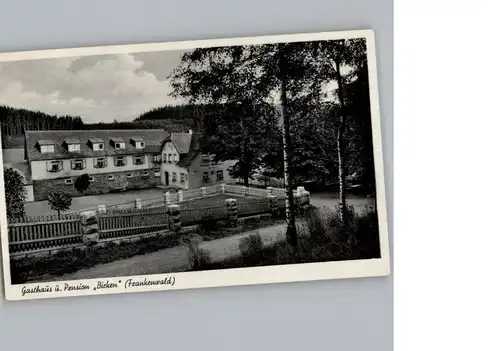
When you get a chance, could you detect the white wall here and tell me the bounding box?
[30,155,152,181]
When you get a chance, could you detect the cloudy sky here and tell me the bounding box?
[0,50,189,123]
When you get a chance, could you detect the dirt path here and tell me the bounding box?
[50,221,307,281]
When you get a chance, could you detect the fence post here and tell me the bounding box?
[168,204,181,232]
[201,186,207,198]
[177,189,183,202]
[80,210,99,246]
[164,191,171,206]
[97,205,106,214]
[225,198,238,227]
[268,195,279,218]
[296,186,306,196]
[135,198,142,210]
[220,183,226,194]
[300,191,311,212]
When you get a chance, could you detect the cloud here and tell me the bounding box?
[0,51,188,123]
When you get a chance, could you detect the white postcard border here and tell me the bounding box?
[0,29,391,301]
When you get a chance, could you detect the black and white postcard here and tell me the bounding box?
[0,29,390,300]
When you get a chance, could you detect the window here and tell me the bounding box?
[114,156,126,167]
[201,154,210,166]
[68,144,80,152]
[40,145,55,153]
[138,142,144,148]
[168,154,172,163]
[154,171,160,177]
[108,175,115,181]
[203,172,210,182]
[91,143,104,151]
[173,154,178,162]
[64,178,73,185]
[153,155,161,163]
[71,159,85,170]
[180,173,185,184]
[133,155,145,165]
[163,154,168,163]
[126,173,133,178]
[217,170,224,181]
[114,142,125,149]
[46,160,62,172]
[172,172,177,182]
[94,157,107,169]
[142,171,149,177]
[211,170,215,175]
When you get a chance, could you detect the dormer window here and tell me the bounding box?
[111,137,125,150]
[131,137,145,149]
[64,139,81,152]
[37,140,55,154]
[88,138,104,151]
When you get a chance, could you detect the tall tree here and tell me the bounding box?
[312,38,369,224]
[278,43,298,247]
[169,46,277,186]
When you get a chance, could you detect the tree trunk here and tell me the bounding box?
[240,106,250,188]
[334,42,348,225]
[279,44,298,249]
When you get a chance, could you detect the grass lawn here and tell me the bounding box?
[25,188,168,217]
[24,189,261,217]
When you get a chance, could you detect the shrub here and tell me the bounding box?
[48,192,72,219]
[4,167,26,220]
[200,215,219,232]
[188,241,211,270]
[239,233,263,259]
[75,174,91,194]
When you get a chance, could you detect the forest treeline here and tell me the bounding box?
[0,104,204,148]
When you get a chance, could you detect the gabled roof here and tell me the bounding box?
[171,133,192,154]
[25,129,170,161]
[131,136,144,142]
[64,138,80,144]
[176,133,203,167]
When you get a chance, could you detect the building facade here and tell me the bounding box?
[25,129,169,201]
[24,129,239,201]
[159,131,237,190]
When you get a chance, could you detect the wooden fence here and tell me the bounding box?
[68,184,296,214]
[8,184,310,256]
[8,196,287,256]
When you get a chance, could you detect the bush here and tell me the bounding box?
[4,167,26,220]
[189,204,381,272]
[10,233,185,284]
[187,238,211,270]
[239,233,263,259]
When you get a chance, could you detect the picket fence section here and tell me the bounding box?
[8,194,282,256]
